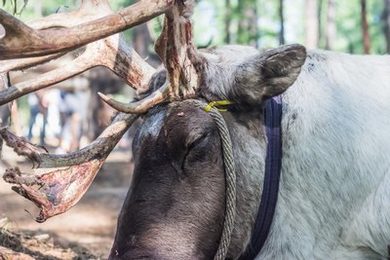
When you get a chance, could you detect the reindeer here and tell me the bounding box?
[1,0,390,259]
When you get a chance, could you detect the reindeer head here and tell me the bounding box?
[0,0,306,259]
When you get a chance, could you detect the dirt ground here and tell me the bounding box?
[0,145,134,259]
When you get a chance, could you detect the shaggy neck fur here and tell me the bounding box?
[228,50,390,259]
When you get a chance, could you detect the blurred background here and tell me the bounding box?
[3,0,390,53]
[0,0,389,259]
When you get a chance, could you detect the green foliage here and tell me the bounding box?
[335,0,386,54]
[235,0,258,45]
[2,0,28,15]
[368,0,387,54]
[111,0,134,10]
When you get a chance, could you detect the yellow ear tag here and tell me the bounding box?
[204,100,235,112]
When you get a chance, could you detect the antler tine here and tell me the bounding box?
[99,0,205,114]
[0,53,66,74]
[101,34,155,93]
[98,82,169,114]
[0,0,174,59]
[1,112,138,169]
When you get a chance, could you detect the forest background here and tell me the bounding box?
[3,0,390,55]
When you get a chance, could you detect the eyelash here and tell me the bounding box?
[182,132,209,169]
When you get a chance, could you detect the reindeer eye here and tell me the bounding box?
[182,132,211,169]
[188,132,209,151]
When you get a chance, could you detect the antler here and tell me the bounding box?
[0,0,157,221]
[99,0,205,113]
[0,0,174,59]
[1,0,206,222]
[0,53,66,74]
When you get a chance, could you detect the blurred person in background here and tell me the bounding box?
[57,77,89,153]
[27,90,48,145]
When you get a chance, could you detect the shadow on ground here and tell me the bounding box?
[0,227,96,259]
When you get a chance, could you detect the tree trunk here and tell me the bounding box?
[87,68,122,140]
[361,0,371,54]
[237,0,259,46]
[224,0,232,44]
[0,73,11,128]
[384,0,390,53]
[253,3,259,47]
[132,23,153,58]
[0,74,21,135]
[305,0,319,48]
[132,0,160,66]
[318,0,323,47]
[325,0,336,50]
[279,0,285,45]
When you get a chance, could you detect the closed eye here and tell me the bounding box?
[181,132,210,170]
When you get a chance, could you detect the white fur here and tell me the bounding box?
[253,51,390,259]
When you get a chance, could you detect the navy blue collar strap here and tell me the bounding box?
[238,96,283,260]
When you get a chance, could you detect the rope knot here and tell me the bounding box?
[204,100,234,112]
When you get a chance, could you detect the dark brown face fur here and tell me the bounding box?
[110,101,226,259]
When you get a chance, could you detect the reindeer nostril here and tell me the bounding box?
[0,24,5,39]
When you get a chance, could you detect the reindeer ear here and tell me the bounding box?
[231,44,307,104]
